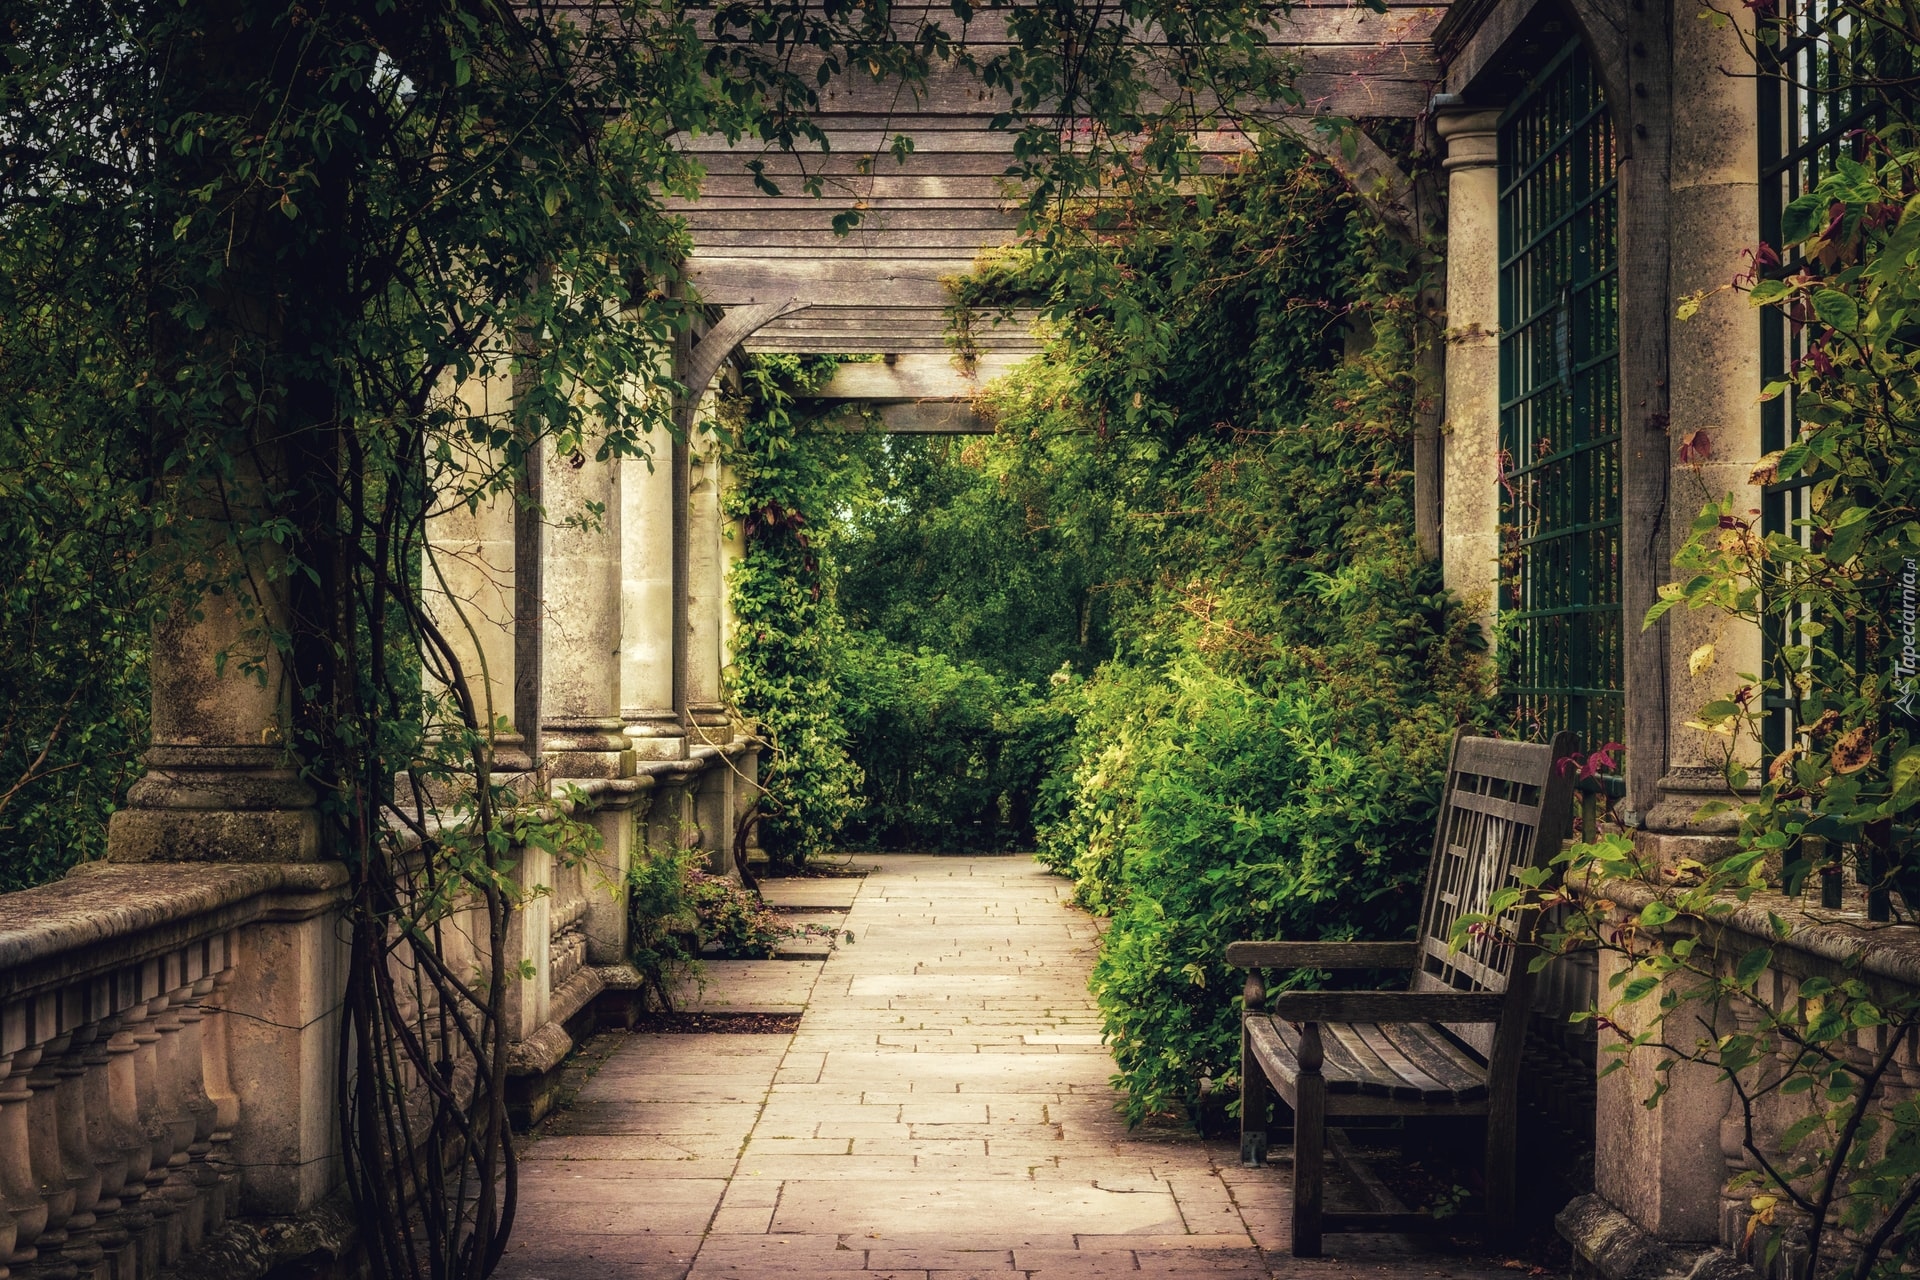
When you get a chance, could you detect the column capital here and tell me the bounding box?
[1436,107,1503,172]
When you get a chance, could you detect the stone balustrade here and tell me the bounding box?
[1563,875,1920,1280]
[0,862,345,1280]
[0,739,761,1280]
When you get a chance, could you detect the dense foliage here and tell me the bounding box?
[1002,152,1490,1122]
[723,146,1492,1121]
[723,355,871,864]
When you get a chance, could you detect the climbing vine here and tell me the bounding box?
[723,354,870,865]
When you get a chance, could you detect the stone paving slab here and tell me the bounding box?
[499,855,1528,1280]
[667,959,824,1013]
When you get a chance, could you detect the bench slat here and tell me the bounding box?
[1376,1022,1488,1102]
[1443,787,1545,826]
[1247,1015,1489,1107]
[1322,1021,1412,1100]
[1350,1022,1455,1103]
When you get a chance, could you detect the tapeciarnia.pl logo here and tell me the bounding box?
[1898,558,1920,720]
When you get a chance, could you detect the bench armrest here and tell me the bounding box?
[1264,990,1505,1023]
[1225,941,1420,971]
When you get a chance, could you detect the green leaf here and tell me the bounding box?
[1781,191,1825,244]
[1622,976,1661,1001]
[1734,948,1773,989]
[1811,288,1859,332]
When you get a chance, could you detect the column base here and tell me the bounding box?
[1559,1194,1757,1280]
[543,720,634,780]
[686,704,733,746]
[109,748,321,863]
[621,713,686,761]
[1646,765,1751,835]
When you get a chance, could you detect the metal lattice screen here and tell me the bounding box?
[1757,3,1911,758]
[1497,38,1624,756]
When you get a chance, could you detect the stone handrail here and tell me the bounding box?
[0,737,763,1279]
[0,862,348,1280]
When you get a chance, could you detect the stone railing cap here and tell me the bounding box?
[0,861,347,989]
[1598,876,1920,991]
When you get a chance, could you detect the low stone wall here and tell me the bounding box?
[0,743,758,1280]
[1563,875,1920,1280]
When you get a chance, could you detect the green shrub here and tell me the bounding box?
[625,847,705,1010]
[627,847,851,1009]
[990,144,1494,1123]
[834,633,1074,851]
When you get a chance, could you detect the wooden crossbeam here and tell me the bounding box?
[679,15,1441,354]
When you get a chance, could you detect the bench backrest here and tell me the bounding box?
[1409,730,1578,1057]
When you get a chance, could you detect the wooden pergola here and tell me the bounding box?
[676,0,1445,376]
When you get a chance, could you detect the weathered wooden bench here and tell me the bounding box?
[1226,730,1577,1257]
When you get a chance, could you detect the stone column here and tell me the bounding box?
[621,425,685,761]
[541,441,632,779]
[1645,3,1764,834]
[685,400,730,745]
[420,366,531,773]
[1436,107,1505,646]
[108,458,320,863]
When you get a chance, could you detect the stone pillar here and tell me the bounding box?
[621,426,685,761]
[1591,946,1731,1242]
[1436,108,1505,645]
[223,906,347,1215]
[541,441,632,779]
[643,781,691,858]
[685,401,730,745]
[1646,3,1764,833]
[581,800,638,964]
[735,744,766,868]
[694,759,738,878]
[420,366,531,772]
[501,842,553,1045]
[108,477,320,865]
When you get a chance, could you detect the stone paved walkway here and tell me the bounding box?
[498,855,1517,1280]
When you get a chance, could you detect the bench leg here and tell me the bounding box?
[1240,1020,1269,1167]
[1483,1092,1518,1245]
[1291,1022,1325,1258]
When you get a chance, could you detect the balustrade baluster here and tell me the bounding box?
[110,999,165,1278]
[33,1019,107,1280]
[161,972,218,1255]
[81,1011,142,1279]
[141,986,193,1268]
[1719,992,1769,1259]
[21,1031,85,1279]
[198,964,238,1234]
[0,1047,48,1272]
[0,1056,20,1280]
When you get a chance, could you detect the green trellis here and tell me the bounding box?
[1497,37,1624,758]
